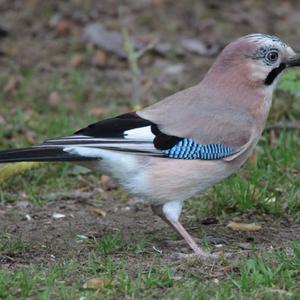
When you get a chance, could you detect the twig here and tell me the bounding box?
[2,255,15,262]
[122,29,157,106]
[136,39,159,59]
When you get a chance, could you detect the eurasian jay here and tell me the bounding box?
[0,33,299,260]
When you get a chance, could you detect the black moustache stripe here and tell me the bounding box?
[264,63,286,85]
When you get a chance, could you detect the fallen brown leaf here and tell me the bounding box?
[25,130,36,144]
[83,278,110,290]
[92,50,108,68]
[248,152,256,162]
[48,91,61,108]
[100,174,117,191]
[4,76,19,95]
[226,221,262,232]
[92,208,107,217]
[22,109,33,122]
[70,54,83,68]
[88,106,107,117]
[55,19,80,36]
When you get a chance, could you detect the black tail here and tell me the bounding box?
[0,146,94,163]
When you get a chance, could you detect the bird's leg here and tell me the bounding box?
[151,203,219,260]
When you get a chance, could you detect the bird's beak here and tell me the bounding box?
[286,53,300,67]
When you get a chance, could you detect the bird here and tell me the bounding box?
[0,33,299,260]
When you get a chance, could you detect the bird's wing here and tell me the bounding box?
[42,111,248,160]
[42,112,161,156]
[137,85,257,161]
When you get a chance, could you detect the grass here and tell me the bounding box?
[0,234,29,254]
[0,243,299,299]
[0,39,300,299]
[221,132,299,215]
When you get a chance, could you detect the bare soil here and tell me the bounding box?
[1,195,299,272]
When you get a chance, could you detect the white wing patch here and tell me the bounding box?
[44,126,160,158]
[64,147,103,158]
[124,126,154,141]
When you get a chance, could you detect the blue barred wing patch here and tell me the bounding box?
[162,138,236,160]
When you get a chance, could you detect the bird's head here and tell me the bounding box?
[241,34,300,87]
[204,33,300,94]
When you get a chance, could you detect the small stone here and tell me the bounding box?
[52,213,66,219]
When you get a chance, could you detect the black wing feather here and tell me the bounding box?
[75,112,153,138]
[74,112,183,150]
[151,125,182,150]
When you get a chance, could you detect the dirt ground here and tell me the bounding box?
[0,0,300,275]
[1,196,300,272]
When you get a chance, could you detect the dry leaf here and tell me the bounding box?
[227,221,262,232]
[4,76,19,95]
[92,208,107,217]
[92,50,107,68]
[48,91,61,108]
[24,109,33,121]
[248,152,256,162]
[88,106,107,117]
[25,130,36,144]
[55,19,80,36]
[100,174,117,191]
[83,278,110,290]
[70,54,83,68]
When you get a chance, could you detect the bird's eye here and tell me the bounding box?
[265,50,279,63]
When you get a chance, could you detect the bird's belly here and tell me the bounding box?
[78,150,244,206]
[77,150,150,198]
[142,157,239,205]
